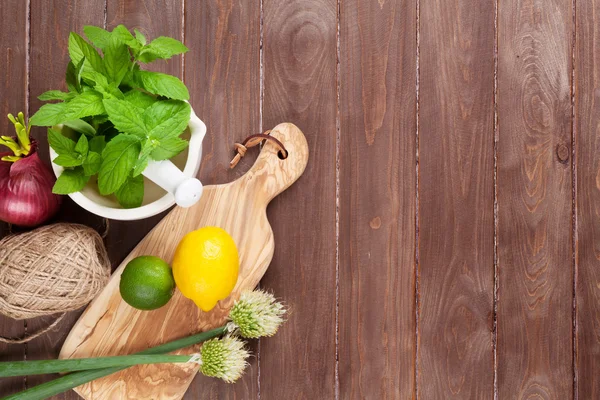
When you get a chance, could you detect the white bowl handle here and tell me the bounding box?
[142,159,203,208]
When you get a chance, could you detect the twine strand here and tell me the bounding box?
[0,314,65,344]
[101,218,110,239]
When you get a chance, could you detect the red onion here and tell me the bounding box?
[0,114,61,227]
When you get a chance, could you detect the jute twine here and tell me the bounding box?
[0,223,110,343]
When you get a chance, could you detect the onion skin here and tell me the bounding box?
[0,145,62,227]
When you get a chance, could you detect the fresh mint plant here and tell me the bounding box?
[30,25,191,208]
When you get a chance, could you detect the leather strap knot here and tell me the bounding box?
[234,143,248,158]
[230,130,288,168]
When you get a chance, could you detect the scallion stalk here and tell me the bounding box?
[0,354,193,377]
[1,326,227,400]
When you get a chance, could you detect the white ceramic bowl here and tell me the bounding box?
[50,107,207,221]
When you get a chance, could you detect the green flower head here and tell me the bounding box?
[199,336,249,383]
[228,290,286,339]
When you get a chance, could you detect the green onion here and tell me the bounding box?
[2,326,226,400]
[0,354,195,377]
[2,289,288,400]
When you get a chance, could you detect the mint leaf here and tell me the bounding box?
[68,32,105,76]
[89,135,106,153]
[33,94,104,126]
[151,137,188,160]
[132,154,149,177]
[98,134,140,195]
[30,102,69,126]
[63,91,105,120]
[121,63,140,88]
[94,81,125,100]
[107,83,126,99]
[133,70,189,100]
[133,140,154,177]
[150,37,188,54]
[66,58,85,93]
[63,119,97,136]
[123,90,157,109]
[91,115,109,125]
[103,98,147,138]
[138,37,188,63]
[83,25,111,49]
[145,100,190,140]
[143,100,189,129]
[82,70,109,88]
[115,173,144,208]
[66,62,79,92]
[136,52,160,64]
[134,29,147,46]
[53,153,84,167]
[74,134,89,155]
[48,128,76,155]
[112,25,142,51]
[83,151,102,176]
[103,35,130,85]
[32,91,104,126]
[38,90,76,101]
[74,58,86,89]
[52,167,89,194]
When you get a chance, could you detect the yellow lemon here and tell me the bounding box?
[172,227,239,312]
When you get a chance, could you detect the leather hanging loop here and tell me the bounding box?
[230,130,288,169]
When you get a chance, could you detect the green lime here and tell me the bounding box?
[119,256,175,311]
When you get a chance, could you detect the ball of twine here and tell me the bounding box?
[0,223,110,342]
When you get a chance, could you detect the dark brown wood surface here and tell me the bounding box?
[419,0,495,398]
[0,0,27,396]
[497,0,574,398]
[338,0,416,398]
[576,0,600,398]
[259,0,337,398]
[0,0,596,398]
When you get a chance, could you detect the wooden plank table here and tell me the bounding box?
[0,0,596,398]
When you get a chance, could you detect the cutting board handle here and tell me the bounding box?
[234,122,309,202]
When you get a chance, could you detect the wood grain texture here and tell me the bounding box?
[0,0,27,396]
[575,0,599,397]
[60,123,308,400]
[497,0,573,398]
[183,0,261,397]
[419,0,495,397]
[27,1,106,396]
[259,0,338,398]
[338,0,416,398]
[186,0,261,185]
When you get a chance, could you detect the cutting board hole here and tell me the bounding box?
[278,150,288,160]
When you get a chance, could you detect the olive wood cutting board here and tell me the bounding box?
[59,122,309,399]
